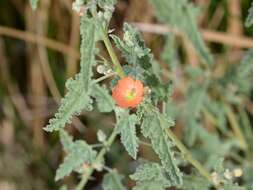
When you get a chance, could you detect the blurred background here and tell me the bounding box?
[0,0,253,189]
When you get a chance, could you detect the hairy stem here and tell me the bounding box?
[75,126,118,190]
[102,29,125,78]
[166,129,213,183]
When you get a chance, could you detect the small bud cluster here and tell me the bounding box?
[72,0,86,16]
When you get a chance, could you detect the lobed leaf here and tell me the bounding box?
[182,175,210,190]
[237,48,253,79]
[102,170,126,190]
[44,74,93,132]
[55,139,97,181]
[161,33,177,69]
[45,18,96,132]
[92,84,115,113]
[149,0,213,66]
[59,130,74,153]
[80,18,96,91]
[112,23,171,101]
[115,108,139,159]
[184,82,208,146]
[141,104,182,186]
[130,162,171,187]
[133,181,165,190]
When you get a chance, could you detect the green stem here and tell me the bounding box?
[75,127,118,190]
[92,72,116,84]
[225,104,248,150]
[102,30,125,78]
[166,129,213,183]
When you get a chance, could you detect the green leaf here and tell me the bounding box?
[59,185,68,190]
[130,162,171,188]
[161,33,177,69]
[133,181,165,190]
[224,184,246,190]
[55,138,97,181]
[59,130,74,153]
[184,82,208,146]
[245,2,253,27]
[238,48,253,79]
[29,0,39,10]
[140,104,182,186]
[92,84,115,112]
[205,99,227,133]
[112,23,171,101]
[80,18,96,91]
[44,74,93,132]
[45,18,97,132]
[186,77,208,118]
[149,0,213,66]
[102,170,126,190]
[115,108,139,159]
[182,175,210,190]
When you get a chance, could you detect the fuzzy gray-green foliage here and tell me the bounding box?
[44,18,96,132]
[182,175,210,190]
[92,84,115,112]
[130,162,171,188]
[102,170,126,190]
[184,82,208,146]
[115,108,139,159]
[112,23,172,102]
[141,104,182,186]
[56,130,97,180]
[149,0,213,66]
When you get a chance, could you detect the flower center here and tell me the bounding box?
[125,88,136,101]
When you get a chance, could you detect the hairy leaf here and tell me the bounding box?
[184,82,208,146]
[80,18,96,91]
[92,84,115,112]
[149,0,213,66]
[102,170,126,190]
[112,23,171,101]
[59,185,68,190]
[130,162,171,187]
[115,108,139,159]
[45,18,96,132]
[141,104,182,186]
[44,74,93,132]
[182,175,210,190]
[238,48,253,79]
[55,139,97,180]
[133,181,165,190]
[162,33,177,69]
[245,2,253,27]
[59,130,74,153]
[224,184,246,190]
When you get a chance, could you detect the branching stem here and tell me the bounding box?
[166,129,213,183]
[75,126,118,190]
[102,29,125,78]
[75,23,126,190]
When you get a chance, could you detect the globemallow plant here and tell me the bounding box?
[30,0,253,189]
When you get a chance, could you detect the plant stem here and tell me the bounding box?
[75,126,118,190]
[92,72,116,84]
[225,104,248,150]
[166,129,213,183]
[102,30,125,78]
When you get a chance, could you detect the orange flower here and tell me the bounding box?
[112,77,144,109]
